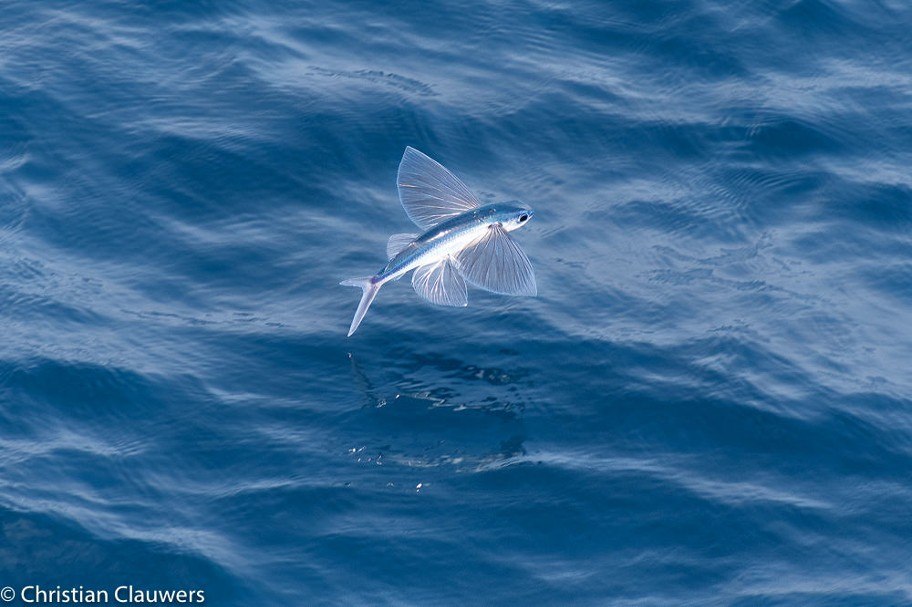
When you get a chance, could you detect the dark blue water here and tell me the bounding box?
[2,1,912,605]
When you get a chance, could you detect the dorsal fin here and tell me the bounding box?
[397,147,481,230]
[387,233,418,259]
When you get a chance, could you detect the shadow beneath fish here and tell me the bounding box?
[346,352,528,473]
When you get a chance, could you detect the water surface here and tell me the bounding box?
[2,1,912,605]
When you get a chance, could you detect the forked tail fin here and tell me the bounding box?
[340,276,382,337]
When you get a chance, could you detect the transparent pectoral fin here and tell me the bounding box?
[456,224,537,296]
[397,147,481,230]
[411,257,468,307]
[387,233,418,259]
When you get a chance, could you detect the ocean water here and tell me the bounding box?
[2,0,912,605]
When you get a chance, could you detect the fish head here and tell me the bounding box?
[492,202,534,232]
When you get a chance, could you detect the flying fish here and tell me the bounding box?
[341,147,536,336]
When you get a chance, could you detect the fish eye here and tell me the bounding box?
[518,214,528,222]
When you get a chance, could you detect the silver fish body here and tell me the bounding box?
[341,148,536,336]
[379,203,533,284]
